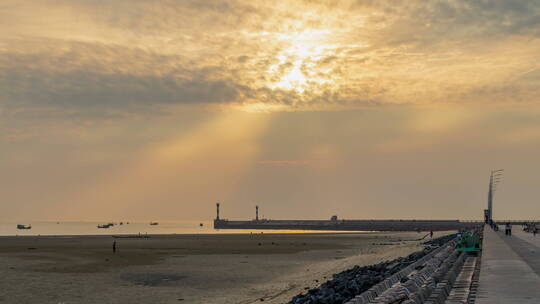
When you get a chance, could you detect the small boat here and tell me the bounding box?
[97,223,113,229]
[150,222,159,226]
[16,224,32,230]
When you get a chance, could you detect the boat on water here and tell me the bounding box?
[149,222,159,226]
[16,224,32,230]
[97,223,114,229]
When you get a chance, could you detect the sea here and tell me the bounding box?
[0,220,347,236]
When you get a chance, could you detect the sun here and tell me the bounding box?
[267,29,334,92]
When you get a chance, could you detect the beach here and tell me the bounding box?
[0,231,449,304]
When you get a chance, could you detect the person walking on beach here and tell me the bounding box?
[113,240,117,253]
[430,230,434,239]
[505,222,512,236]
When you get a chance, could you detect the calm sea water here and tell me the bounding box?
[0,221,215,236]
[0,220,346,236]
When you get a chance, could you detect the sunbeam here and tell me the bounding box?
[58,111,272,220]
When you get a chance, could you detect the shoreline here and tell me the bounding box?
[0,231,394,238]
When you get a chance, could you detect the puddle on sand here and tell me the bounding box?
[120,273,186,286]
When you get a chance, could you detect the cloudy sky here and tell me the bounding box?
[1,0,540,221]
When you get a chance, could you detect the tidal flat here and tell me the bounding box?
[0,232,449,304]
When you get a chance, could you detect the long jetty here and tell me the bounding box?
[213,219,482,231]
[213,203,483,232]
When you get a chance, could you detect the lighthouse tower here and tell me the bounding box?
[216,202,220,220]
[256,205,259,221]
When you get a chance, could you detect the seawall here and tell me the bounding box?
[213,219,482,232]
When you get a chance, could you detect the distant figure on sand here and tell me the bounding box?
[505,222,512,236]
[430,230,433,238]
[113,240,117,253]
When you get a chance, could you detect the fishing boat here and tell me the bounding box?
[149,222,159,226]
[16,224,32,230]
[97,223,113,229]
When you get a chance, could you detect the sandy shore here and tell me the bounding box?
[0,231,450,304]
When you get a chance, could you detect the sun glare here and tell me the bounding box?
[274,62,308,92]
[268,29,334,92]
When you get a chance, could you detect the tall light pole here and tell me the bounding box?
[487,169,504,223]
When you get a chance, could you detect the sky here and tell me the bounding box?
[1,0,540,221]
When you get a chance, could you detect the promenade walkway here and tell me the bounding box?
[476,227,540,304]
[514,228,540,248]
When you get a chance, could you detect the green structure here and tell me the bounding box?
[457,231,481,252]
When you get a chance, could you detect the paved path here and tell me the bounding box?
[476,227,540,304]
[514,229,540,249]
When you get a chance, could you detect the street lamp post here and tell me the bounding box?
[487,169,504,224]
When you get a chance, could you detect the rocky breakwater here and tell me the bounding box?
[288,234,458,304]
[422,234,457,247]
[350,243,464,304]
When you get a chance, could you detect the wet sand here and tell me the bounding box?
[0,232,449,304]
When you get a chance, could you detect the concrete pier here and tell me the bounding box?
[514,229,540,249]
[214,219,481,232]
[476,227,540,304]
